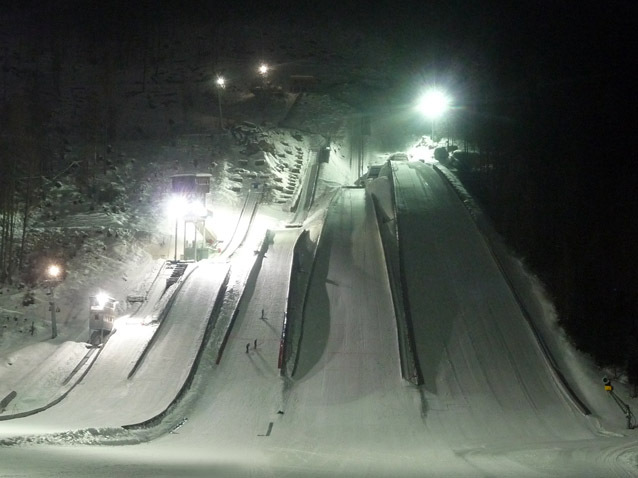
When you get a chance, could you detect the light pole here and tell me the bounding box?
[46,264,61,339]
[216,76,226,131]
[417,88,451,142]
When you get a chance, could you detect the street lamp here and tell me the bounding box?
[417,89,451,141]
[215,76,226,130]
[46,264,61,339]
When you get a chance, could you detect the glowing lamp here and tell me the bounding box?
[47,264,61,279]
[417,89,451,120]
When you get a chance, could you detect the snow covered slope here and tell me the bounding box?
[392,160,595,447]
[0,260,229,436]
[1,175,637,477]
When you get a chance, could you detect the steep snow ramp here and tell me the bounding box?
[219,189,261,259]
[0,261,229,436]
[391,161,594,447]
[291,148,320,224]
[144,228,300,453]
[285,189,425,453]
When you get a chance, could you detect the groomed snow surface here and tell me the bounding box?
[2,163,638,477]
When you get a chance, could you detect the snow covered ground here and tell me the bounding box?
[1,17,637,472]
[2,157,638,476]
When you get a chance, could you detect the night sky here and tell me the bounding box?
[15,1,633,127]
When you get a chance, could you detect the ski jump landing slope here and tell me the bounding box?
[0,179,632,478]
[0,261,229,437]
[283,188,433,465]
[148,228,301,451]
[391,160,595,448]
[150,188,441,475]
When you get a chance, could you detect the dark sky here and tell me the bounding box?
[10,1,634,72]
[3,1,631,180]
[5,0,634,152]
[5,1,633,127]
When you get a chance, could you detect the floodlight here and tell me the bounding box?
[167,196,188,219]
[417,89,451,120]
[47,264,61,278]
[95,292,109,309]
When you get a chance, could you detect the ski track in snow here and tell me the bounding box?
[1,166,638,476]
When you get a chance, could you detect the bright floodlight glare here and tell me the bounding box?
[258,63,269,75]
[47,264,61,278]
[167,195,188,219]
[418,89,450,119]
[188,200,207,218]
[95,292,109,309]
[216,76,225,88]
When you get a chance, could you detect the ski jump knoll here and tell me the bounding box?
[1,162,629,478]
